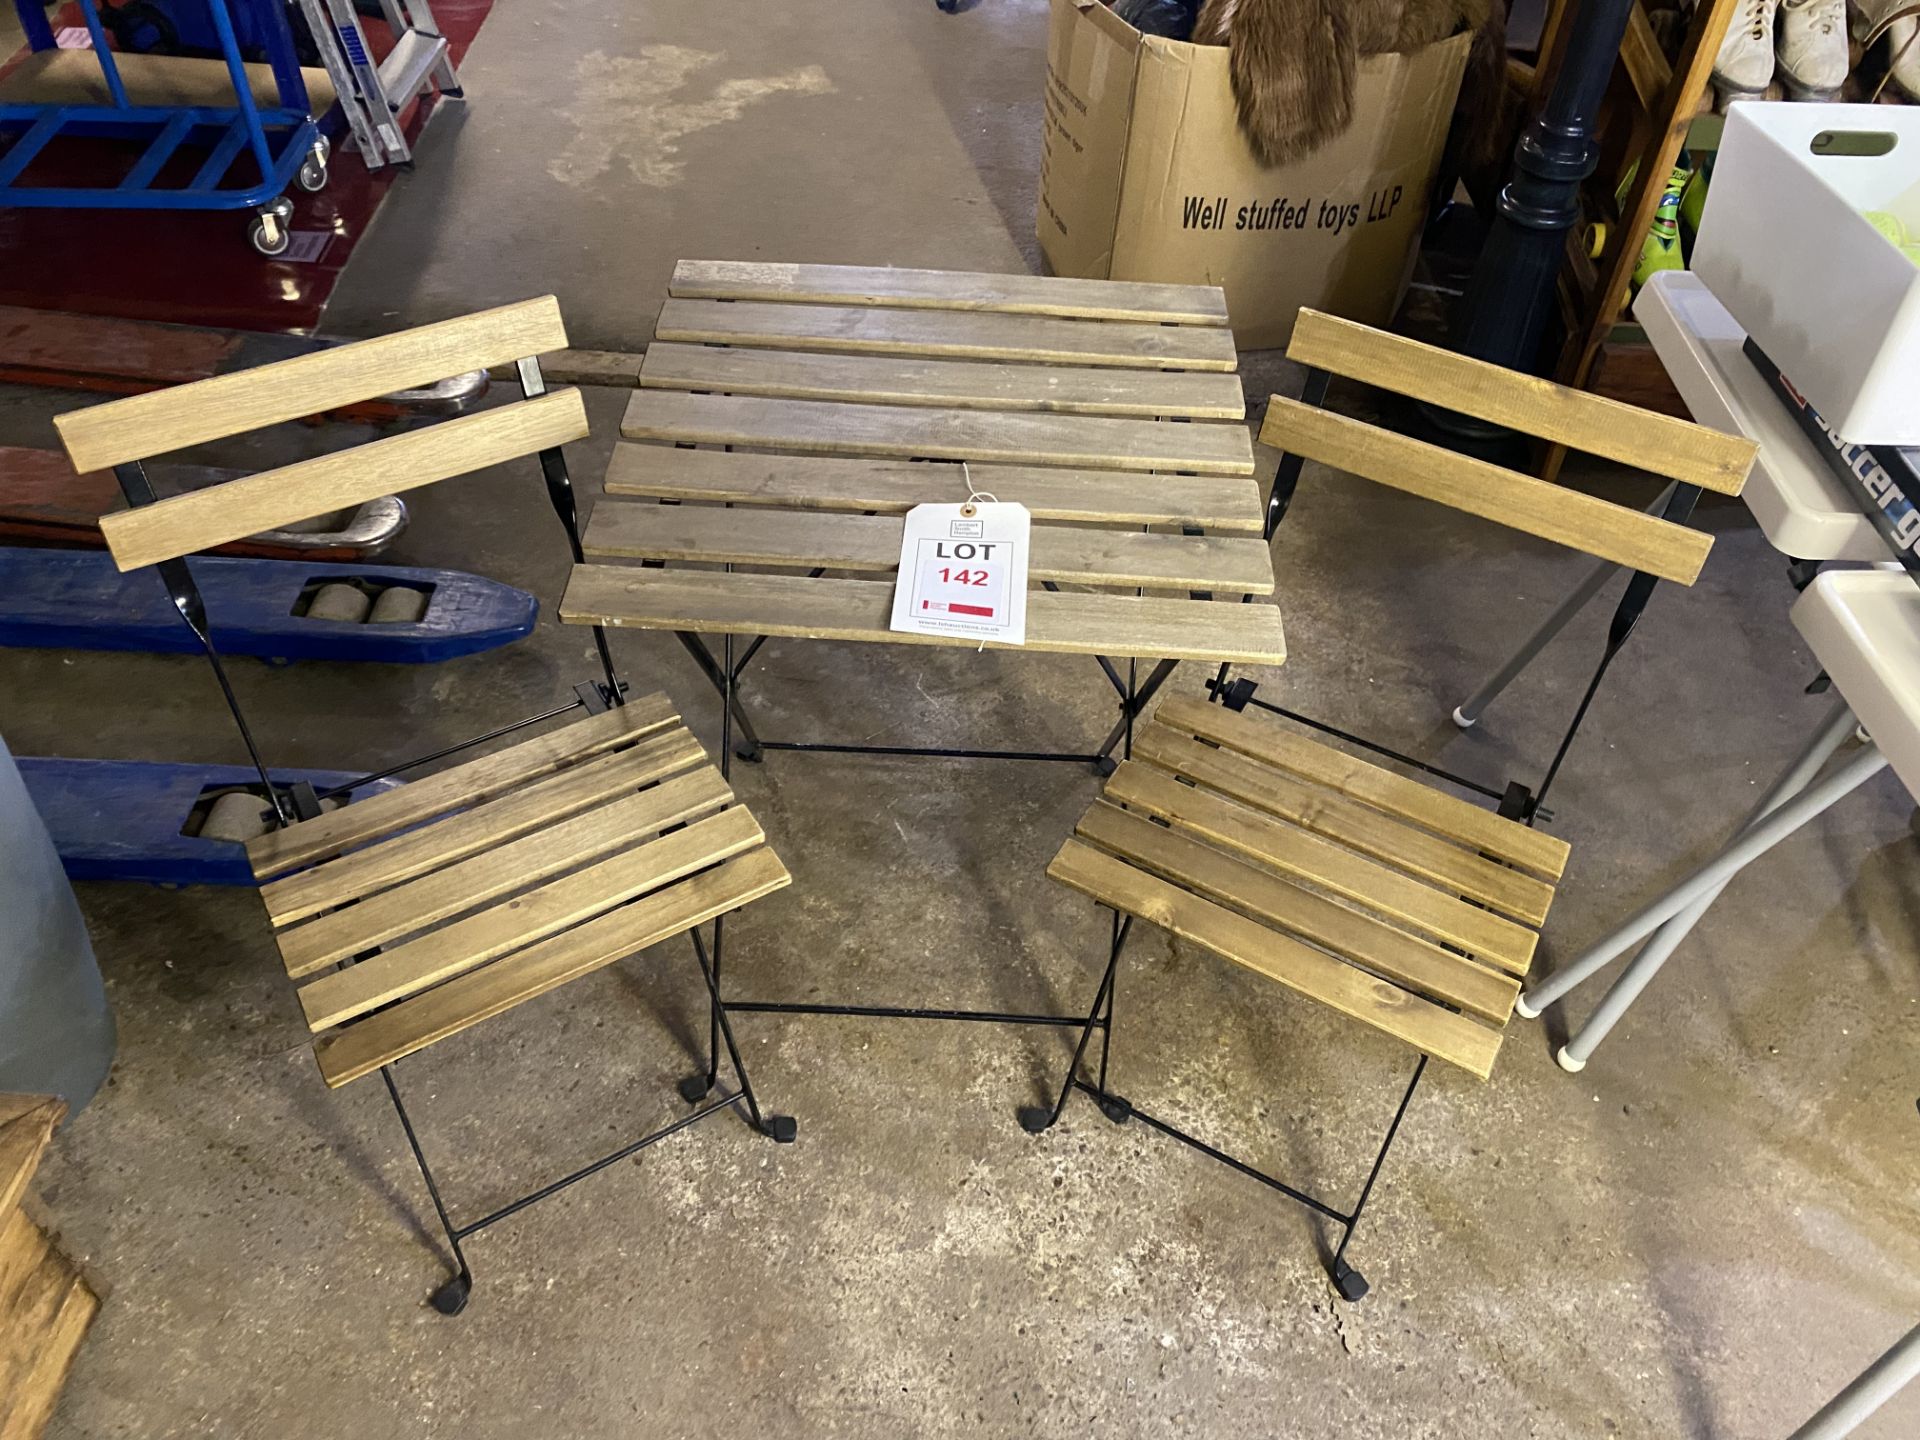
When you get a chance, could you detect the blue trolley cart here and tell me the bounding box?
[0,0,327,254]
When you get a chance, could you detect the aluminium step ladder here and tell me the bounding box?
[298,0,462,169]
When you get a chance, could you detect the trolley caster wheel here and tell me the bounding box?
[249,199,294,257]
[1096,1094,1132,1126]
[763,1114,798,1144]
[296,150,329,193]
[1330,1260,1370,1303]
[678,1072,715,1103]
[1017,1105,1057,1134]
[429,1274,471,1315]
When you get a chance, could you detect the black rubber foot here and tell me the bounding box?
[1330,1260,1369,1303]
[430,1275,471,1315]
[1017,1104,1058,1134]
[679,1072,715,1103]
[764,1114,798,1144]
[1096,1094,1132,1126]
[733,742,763,763]
[1092,755,1118,778]
[938,0,959,11]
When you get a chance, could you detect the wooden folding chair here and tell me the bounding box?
[1020,310,1756,1302]
[1211,307,1759,826]
[52,299,797,1314]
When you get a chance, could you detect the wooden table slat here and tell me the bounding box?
[620,389,1255,475]
[562,565,1287,665]
[583,502,1275,594]
[654,298,1240,371]
[639,342,1246,419]
[601,446,1265,533]
[669,260,1231,325]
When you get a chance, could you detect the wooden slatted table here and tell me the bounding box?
[559,260,1282,1027]
[562,261,1283,727]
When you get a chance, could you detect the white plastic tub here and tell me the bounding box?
[1693,101,1920,445]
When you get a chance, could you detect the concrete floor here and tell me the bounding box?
[3,1,1918,1435]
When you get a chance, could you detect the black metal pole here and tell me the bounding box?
[1446,0,1638,389]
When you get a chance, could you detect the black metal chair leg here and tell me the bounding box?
[1091,910,1128,1124]
[1326,1053,1427,1303]
[688,922,796,1143]
[1018,915,1131,1133]
[380,1066,474,1315]
[680,917,724,1102]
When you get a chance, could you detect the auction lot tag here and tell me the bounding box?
[889,501,1030,645]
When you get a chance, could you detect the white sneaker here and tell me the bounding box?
[1852,0,1920,101]
[1715,0,1780,100]
[1780,0,1850,98]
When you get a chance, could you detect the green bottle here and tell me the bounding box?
[1632,155,1693,294]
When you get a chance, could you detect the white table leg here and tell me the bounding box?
[1788,1322,1920,1440]
[1519,734,1888,1033]
[1540,698,1859,1069]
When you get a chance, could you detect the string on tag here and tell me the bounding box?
[959,463,998,519]
[960,463,998,650]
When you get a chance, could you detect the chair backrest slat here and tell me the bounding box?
[54,296,569,473]
[1285,309,1755,497]
[1259,396,1713,585]
[98,388,590,571]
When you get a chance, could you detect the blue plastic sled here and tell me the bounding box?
[20,757,399,886]
[0,548,537,663]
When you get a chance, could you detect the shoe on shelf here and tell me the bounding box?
[1780,0,1850,98]
[1852,0,1920,101]
[1715,0,1781,102]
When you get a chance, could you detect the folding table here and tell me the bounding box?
[1535,569,1916,1071]
[1512,271,1893,1068]
[561,260,1285,1042]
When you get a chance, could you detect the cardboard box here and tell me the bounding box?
[1039,0,1472,349]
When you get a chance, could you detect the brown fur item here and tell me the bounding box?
[1191,0,1499,167]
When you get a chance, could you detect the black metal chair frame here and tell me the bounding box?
[1208,367,1704,830]
[1013,369,1706,1302]
[103,352,794,1314]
